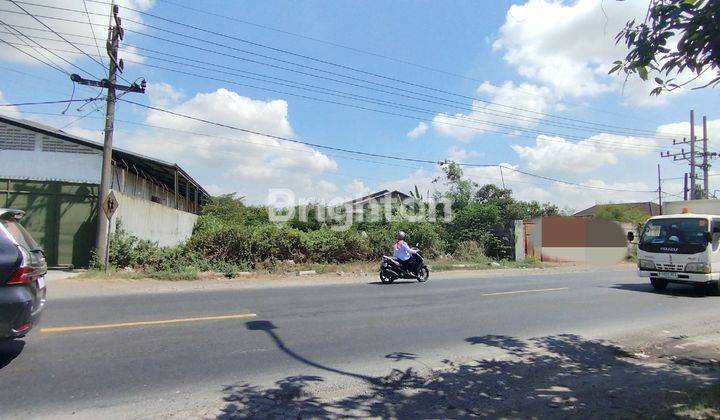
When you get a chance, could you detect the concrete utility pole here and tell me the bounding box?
[659,109,716,201]
[690,110,696,199]
[70,4,145,265]
[657,164,662,214]
[684,173,688,200]
[703,115,709,198]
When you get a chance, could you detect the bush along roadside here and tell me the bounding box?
[91,164,563,280]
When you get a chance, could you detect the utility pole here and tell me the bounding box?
[660,109,717,201]
[690,110,696,199]
[684,173,688,200]
[657,164,662,214]
[70,4,145,266]
[703,115,709,199]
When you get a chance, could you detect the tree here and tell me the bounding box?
[594,204,649,229]
[611,0,720,95]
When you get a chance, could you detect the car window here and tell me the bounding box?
[1,219,40,252]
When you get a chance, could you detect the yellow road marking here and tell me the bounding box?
[481,287,569,297]
[40,313,257,333]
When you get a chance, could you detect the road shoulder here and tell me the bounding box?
[46,263,635,299]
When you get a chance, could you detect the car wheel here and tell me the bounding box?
[380,268,394,284]
[650,278,668,291]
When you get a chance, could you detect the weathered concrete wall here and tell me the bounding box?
[541,247,627,265]
[110,191,197,247]
[514,220,525,262]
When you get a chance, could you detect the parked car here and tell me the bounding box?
[0,209,46,339]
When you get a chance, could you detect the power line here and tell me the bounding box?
[102,1,678,136]
[152,0,672,127]
[0,97,100,106]
[0,1,681,138]
[18,108,657,194]
[4,38,668,154]
[81,0,104,67]
[0,32,67,74]
[119,98,656,193]
[4,24,669,144]
[0,18,72,75]
[6,0,104,79]
[6,26,667,142]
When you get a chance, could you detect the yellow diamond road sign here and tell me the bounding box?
[102,191,119,220]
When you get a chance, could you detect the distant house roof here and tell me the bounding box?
[344,189,411,206]
[574,202,661,217]
[0,114,209,198]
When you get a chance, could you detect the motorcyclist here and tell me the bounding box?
[393,231,418,273]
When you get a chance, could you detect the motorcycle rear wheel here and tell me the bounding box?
[380,267,395,284]
[417,266,429,282]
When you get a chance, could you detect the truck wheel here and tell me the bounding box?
[706,281,720,296]
[650,278,667,291]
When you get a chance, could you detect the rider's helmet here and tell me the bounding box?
[396,231,406,241]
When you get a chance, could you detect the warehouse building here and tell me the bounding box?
[0,114,209,267]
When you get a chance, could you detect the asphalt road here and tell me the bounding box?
[3,267,720,418]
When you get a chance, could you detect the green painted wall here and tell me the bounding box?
[0,179,98,267]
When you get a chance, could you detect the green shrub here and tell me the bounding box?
[302,228,371,262]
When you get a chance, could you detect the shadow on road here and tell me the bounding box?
[218,327,720,418]
[366,280,419,286]
[0,339,25,370]
[612,282,710,298]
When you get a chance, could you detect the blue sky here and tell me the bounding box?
[0,0,717,210]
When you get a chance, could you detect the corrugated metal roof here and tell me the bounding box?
[0,114,209,198]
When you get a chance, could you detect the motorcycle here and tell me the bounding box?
[379,247,430,284]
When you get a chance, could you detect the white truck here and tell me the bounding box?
[632,200,720,292]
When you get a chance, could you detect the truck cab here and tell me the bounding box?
[634,212,720,292]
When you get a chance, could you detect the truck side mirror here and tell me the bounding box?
[626,231,634,242]
[705,232,713,243]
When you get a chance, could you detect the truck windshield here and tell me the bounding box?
[640,218,708,247]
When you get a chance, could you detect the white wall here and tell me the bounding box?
[110,191,198,247]
[541,247,627,265]
[0,122,102,183]
[0,149,102,183]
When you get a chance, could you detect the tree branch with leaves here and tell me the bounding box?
[610,0,719,95]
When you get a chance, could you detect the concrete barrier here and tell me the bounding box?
[110,190,198,246]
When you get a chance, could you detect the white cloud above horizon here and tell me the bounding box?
[118,85,342,203]
[406,121,428,139]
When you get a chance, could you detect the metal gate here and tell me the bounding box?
[0,178,98,267]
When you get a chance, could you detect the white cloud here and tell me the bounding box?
[432,81,553,141]
[0,0,153,67]
[656,118,720,150]
[119,86,339,203]
[492,0,709,106]
[493,0,644,98]
[63,126,103,142]
[406,121,428,139]
[148,82,184,108]
[0,91,21,119]
[511,133,657,175]
[446,146,481,163]
[344,179,372,199]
